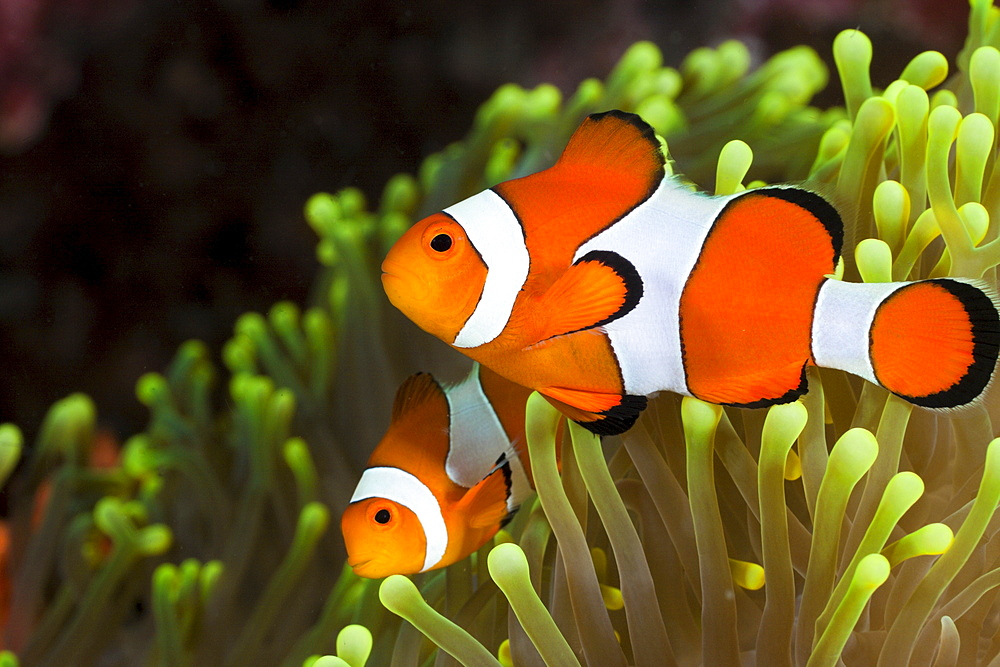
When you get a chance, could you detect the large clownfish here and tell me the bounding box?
[341,364,537,579]
[382,110,1000,435]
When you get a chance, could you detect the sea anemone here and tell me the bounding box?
[1,1,999,665]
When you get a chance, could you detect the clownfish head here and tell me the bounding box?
[341,496,428,579]
[381,212,488,345]
[341,374,456,579]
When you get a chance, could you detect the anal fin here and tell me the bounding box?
[541,385,623,413]
[541,388,647,436]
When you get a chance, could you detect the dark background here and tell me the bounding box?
[0,0,969,442]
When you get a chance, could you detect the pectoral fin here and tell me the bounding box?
[456,460,514,530]
[533,250,643,343]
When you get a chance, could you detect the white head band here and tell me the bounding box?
[444,189,529,348]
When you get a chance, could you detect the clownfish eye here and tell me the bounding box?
[429,233,453,253]
[419,216,463,260]
[374,508,392,524]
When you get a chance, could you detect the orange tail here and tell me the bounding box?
[869,279,999,408]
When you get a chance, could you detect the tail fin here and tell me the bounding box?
[869,279,999,408]
[812,278,1000,409]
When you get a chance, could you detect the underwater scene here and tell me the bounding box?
[2,0,1000,665]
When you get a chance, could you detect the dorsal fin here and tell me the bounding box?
[391,373,445,422]
[493,110,667,271]
[554,110,666,185]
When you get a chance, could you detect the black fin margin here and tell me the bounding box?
[576,250,644,329]
[493,453,514,496]
[754,187,845,266]
[575,394,648,436]
[582,110,666,192]
[722,363,810,410]
[533,250,644,345]
[493,454,518,528]
[570,110,667,249]
[535,250,645,343]
[587,110,661,148]
[391,372,445,421]
[896,278,1000,409]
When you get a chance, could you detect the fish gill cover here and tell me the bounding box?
[1,1,1000,665]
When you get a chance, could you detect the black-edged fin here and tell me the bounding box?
[576,251,644,328]
[458,459,515,530]
[896,279,1000,409]
[391,372,446,422]
[534,250,643,343]
[483,440,527,478]
[556,110,666,186]
[493,453,518,528]
[723,364,810,409]
[576,394,648,436]
[756,186,845,265]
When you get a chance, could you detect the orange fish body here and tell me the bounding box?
[341,364,535,578]
[383,110,1000,435]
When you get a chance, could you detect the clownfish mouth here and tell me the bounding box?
[348,556,374,574]
[381,261,427,305]
[350,557,397,580]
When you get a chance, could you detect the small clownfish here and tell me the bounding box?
[341,364,537,579]
[382,110,1000,435]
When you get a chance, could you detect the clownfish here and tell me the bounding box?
[382,110,1000,435]
[341,364,536,578]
